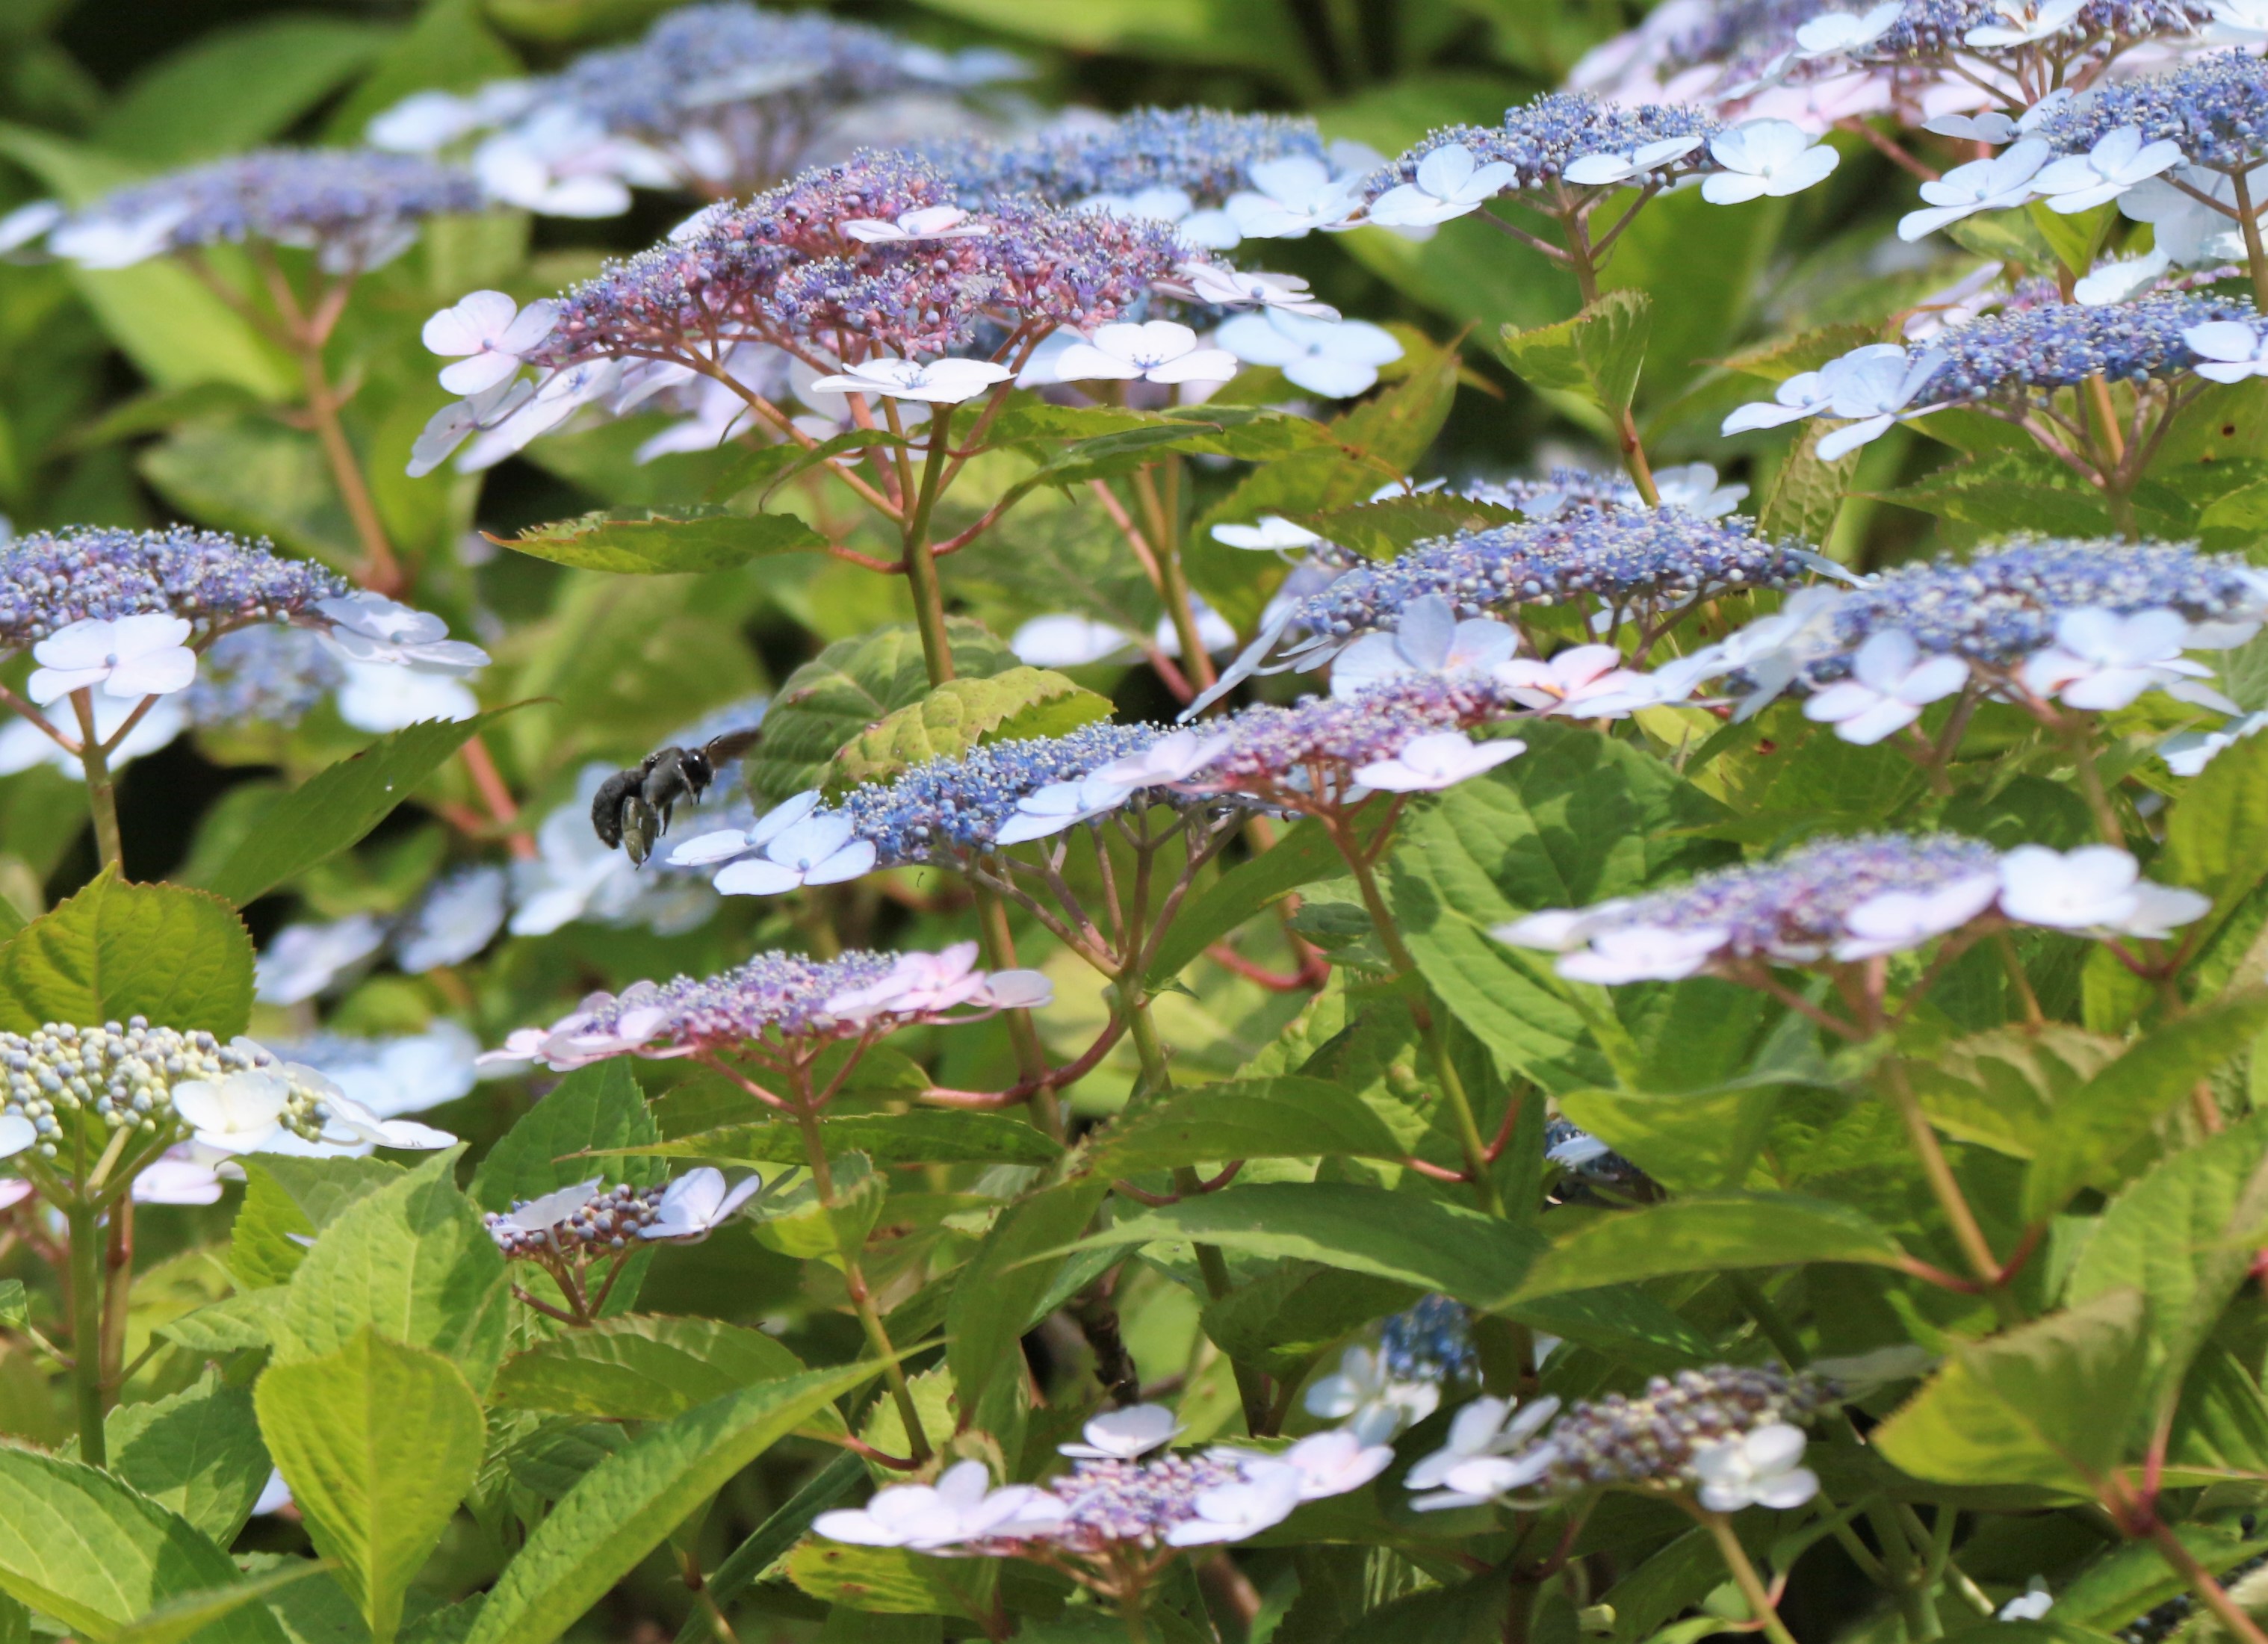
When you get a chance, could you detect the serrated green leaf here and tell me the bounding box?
[502,507,823,574]
[1511,1194,1910,1299]
[256,1328,483,1644]
[0,868,253,1038]
[0,1447,284,1644]
[948,1176,1112,1441]
[157,1288,286,1354]
[749,1153,886,1265]
[489,1315,806,1421]
[231,1157,407,1290]
[1872,1290,2148,1496]
[1085,1076,1417,1173]
[1200,1262,1416,1380]
[822,667,1112,795]
[1497,291,1651,418]
[470,1059,662,1213]
[462,1363,876,1644]
[276,1152,510,1395]
[1286,494,1524,562]
[111,1561,330,1644]
[105,1368,273,1546]
[200,709,528,907]
[748,621,1018,806]
[1758,422,1857,545]
[602,1110,1062,1167]
[667,1451,868,1644]
[2024,992,2268,1219]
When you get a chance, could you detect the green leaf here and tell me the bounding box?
[1555,1081,1799,1194]
[2023,992,2268,1219]
[501,508,824,575]
[461,1363,877,1644]
[0,1279,22,1331]
[1285,494,1523,562]
[158,1288,287,1355]
[2027,199,2116,279]
[255,1329,484,1644]
[0,869,253,1038]
[489,1315,807,1421]
[140,420,356,568]
[997,404,1336,494]
[604,1110,1062,1168]
[276,1152,511,1395]
[1384,723,1733,1093]
[947,1177,1112,1440]
[1199,1262,1418,1380]
[1496,291,1652,419]
[201,709,527,907]
[1872,1291,2148,1496]
[749,1153,886,1265]
[96,17,391,163]
[1145,819,1358,987]
[1758,423,1858,545]
[822,667,1112,795]
[1085,1076,1418,1173]
[2160,728,2268,953]
[105,1369,273,1546]
[111,1562,331,1644]
[2067,1111,2268,1412]
[1510,1194,1911,1299]
[232,1157,407,1290]
[470,1059,662,1212]
[784,1544,986,1619]
[667,1452,868,1644]
[902,0,1316,83]
[747,621,1017,806]
[1863,452,2121,539]
[0,1447,283,1644]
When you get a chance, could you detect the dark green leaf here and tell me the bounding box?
[0,869,253,1038]
[1511,1194,1911,1299]
[489,1315,807,1421]
[470,1059,662,1212]
[501,507,823,574]
[1085,1076,1419,1173]
[603,1110,1062,1167]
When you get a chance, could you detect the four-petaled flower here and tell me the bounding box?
[1794,2,1904,56]
[2030,127,2184,216]
[1224,156,1367,239]
[1815,347,1945,458]
[841,205,990,244]
[2019,607,2236,713]
[813,1461,1055,1551]
[2186,320,2268,383]
[1168,263,1341,318]
[1493,645,1662,719]
[1692,1424,1820,1513]
[316,592,489,671]
[1801,630,1969,744]
[695,794,879,896]
[1405,1396,1563,1510]
[1701,122,1839,205]
[1059,1403,1184,1460]
[1333,595,1518,698]
[1898,141,2051,242]
[422,290,558,396]
[1304,1344,1444,1444]
[808,358,1014,405]
[1564,134,1705,187]
[1832,874,2004,961]
[1217,309,1404,399]
[1997,845,2210,937]
[1963,0,2085,46]
[1351,731,1526,792]
[28,615,198,704]
[1366,144,1522,228]
[1054,321,1238,385]
[640,1167,762,1241]
[171,1070,291,1155]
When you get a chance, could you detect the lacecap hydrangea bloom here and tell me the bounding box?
[1498,833,2209,983]
[10,149,483,273]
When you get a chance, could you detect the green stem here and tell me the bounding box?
[1138,460,1216,695]
[69,692,123,875]
[2150,1522,2268,1644]
[64,1200,107,1465]
[1882,1057,2020,1323]
[902,409,958,686]
[1332,819,1503,1215]
[2233,167,2268,313]
[972,881,1059,1141]
[2062,719,2125,848]
[1694,1507,1799,1644]
[1726,1273,1806,1368]
[789,1083,930,1462]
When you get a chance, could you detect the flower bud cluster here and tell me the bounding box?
[1517,1365,1836,1498]
[39,150,481,273]
[932,108,1329,209]
[1861,0,2210,63]
[1362,97,1724,203]
[1500,833,2210,984]
[0,527,348,652]
[1186,674,1525,795]
[1378,1296,1480,1385]
[0,1020,321,1154]
[1916,294,2258,402]
[2026,49,2268,168]
[485,1180,666,1259]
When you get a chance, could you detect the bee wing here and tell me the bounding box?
[701,726,763,765]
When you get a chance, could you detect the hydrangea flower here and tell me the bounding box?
[1330,596,1519,698]
[1799,630,1973,743]
[1406,1397,1565,1510]
[27,616,196,705]
[1215,310,1404,398]
[423,291,560,396]
[808,358,1014,404]
[932,108,1329,218]
[1691,1424,1820,1513]
[1304,1345,1444,1444]
[1052,322,1238,385]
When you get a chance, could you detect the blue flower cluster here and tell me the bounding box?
[1197,674,1522,789]
[568,950,900,1049]
[1378,1296,1479,1384]
[2027,49,2268,170]
[1281,506,1815,645]
[1815,537,2268,670]
[1519,1365,1836,1497]
[834,723,1165,865]
[1865,0,2210,59]
[1363,95,1723,202]
[930,108,1327,207]
[183,627,342,728]
[1912,295,2261,405]
[0,526,347,651]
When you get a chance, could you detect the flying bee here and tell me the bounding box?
[591,727,763,865]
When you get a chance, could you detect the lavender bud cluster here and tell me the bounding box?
[0,1020,316,1153]
[930,108,1328,208]
[55,149,481,269]
[1279,506,1816,649]
[184,626,343,728]
[550,950,900,1055]
[0,526,347,652]
[1519,1365,1837,1498]
[485,1180,666,1259]
[1032,1453,1251,1554]
[1801,536,2268,679]
[1862,0,2210,61]
[834,723,1165,865]
[2026,50,2268,167]
[1378,1296,1480,1385]
[1192,674,1522,790]
[1363,96,1723,203]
